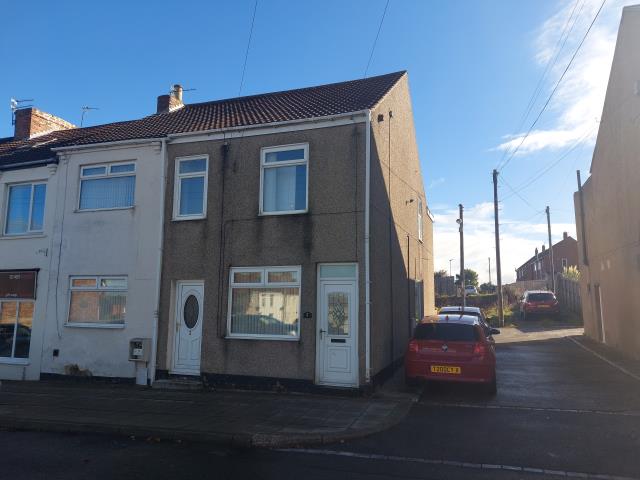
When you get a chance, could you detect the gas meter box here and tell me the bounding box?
[129,338,150,362]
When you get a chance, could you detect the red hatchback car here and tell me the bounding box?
[405,315,499,393]
[519,290,559,319]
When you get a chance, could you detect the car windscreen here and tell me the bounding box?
[414,323,479,342]
[528,293,555,302]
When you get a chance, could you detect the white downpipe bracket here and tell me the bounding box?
[365,110,372,383]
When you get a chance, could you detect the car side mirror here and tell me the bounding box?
[490,328,500,335]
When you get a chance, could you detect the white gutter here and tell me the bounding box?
[148,138,168,385]
[365,109,372,383]
[51,137,165,153]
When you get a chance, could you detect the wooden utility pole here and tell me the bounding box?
[492,170,504,326]
[458,204,466,309]
[546,206,555,292]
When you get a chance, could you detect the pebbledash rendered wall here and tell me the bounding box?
[368,74,435,378]
[157,122,369,385]
[574,5,640,359]
[0,164,59,380]
[40,142,165,381]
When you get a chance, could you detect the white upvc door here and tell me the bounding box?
[317,280,358,387]
[172,281,203,375]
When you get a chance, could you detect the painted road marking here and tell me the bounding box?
[276,448,640,480]
[567,336,640,383]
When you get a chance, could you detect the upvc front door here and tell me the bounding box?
[172,281,203,375]
[317,265,358,387]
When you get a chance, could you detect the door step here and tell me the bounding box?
[152,378,203,391]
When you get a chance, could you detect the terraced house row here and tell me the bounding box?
[0,71,435,389]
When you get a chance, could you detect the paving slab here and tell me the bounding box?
[0,380,411,448]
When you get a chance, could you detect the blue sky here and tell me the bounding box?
[0,0,632,282]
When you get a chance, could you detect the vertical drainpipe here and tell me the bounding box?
[365,110,372,384]
[149,138,168,385]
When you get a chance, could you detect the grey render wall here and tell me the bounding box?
[574,6,640,359]
[157,123,367,382]
[368,74,435,377]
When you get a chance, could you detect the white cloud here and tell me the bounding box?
[496,0,633,157]
[433,203,576,284]
[428,177,445,190]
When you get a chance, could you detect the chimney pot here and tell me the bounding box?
[172,84,183,102]
[542,245,546,251]
[563,231,568,240]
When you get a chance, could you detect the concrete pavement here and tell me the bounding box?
[0,380,412,447]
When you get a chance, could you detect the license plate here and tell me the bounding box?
[430,365,461,374]
[538,305,549,308]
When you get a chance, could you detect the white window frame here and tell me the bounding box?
[259,143,309,216]
[227,265,302,340]
[417,199,424,242]
[3,181,47,236]
[77,161,136,211]
[173,155,209,220]
[66,275,128,329]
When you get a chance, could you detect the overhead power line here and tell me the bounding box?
[497,0,608,173]
[498,174,539,212]
[497,0,583,171]
[239,0,258,96]
[517,0,584,133]
[364,0,391,78]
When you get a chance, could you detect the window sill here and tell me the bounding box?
[0,358,29,365]
[225,335,300,342]
[259,210,308,217]
[74,206,135,213]
[64,323,125,329]
[171,215,207,222]
[0,233,46,240]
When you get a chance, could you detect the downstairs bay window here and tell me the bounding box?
[228,266,301,339]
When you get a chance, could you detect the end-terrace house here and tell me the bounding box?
[154,71,435,388]
[574,6,640,359]
[0,105,166,383]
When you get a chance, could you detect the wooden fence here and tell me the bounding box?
[555,274,582,316]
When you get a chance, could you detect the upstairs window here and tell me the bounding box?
[417,199,424,242]
[4,182,46,235]
[174,156,208,219]
[79,163,135,210]
[260,144,308,215]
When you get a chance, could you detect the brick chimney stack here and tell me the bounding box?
[156,84,184,114]
[542,244,546,252]
[14,107,76,140]
[563,231,568,240]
